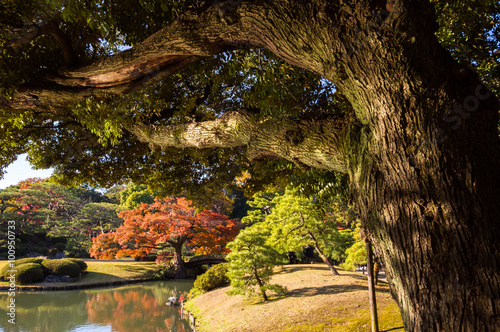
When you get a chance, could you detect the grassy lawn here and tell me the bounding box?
[0,260,158,288]
[185,264,404,332]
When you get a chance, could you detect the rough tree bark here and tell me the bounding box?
[3,0,500,330]
[130,112,348,172]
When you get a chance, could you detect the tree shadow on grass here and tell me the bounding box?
[343,272,389,287]
[284,283,368,298]
[276,265,331,274]
[119,265,151,272]
[380,327,405,331]
[117,265,156,277]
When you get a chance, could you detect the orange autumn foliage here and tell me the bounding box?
[189,210,240,255]
[18,177,46,189]
[89,197,240,260]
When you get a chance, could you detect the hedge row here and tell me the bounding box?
[0,258,87,285]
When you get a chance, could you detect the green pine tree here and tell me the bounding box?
[226,223,287,301]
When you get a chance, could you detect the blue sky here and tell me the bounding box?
[0,154,54,189]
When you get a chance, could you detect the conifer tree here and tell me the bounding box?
[226,223,287,301]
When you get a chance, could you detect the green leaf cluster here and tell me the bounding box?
[0,179,123,256]
[433,0,500,95]
[119,184,156,209]
[193,262,230,294]
[243,187,356,262]
[2,0,498,208]
[340,222,367,271]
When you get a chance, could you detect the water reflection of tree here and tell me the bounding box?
[86,285,192,332]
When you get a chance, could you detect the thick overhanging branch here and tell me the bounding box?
[129,111,349,173]
[53,0,341,86]
[4,0,347,111]
[1,55,205,111]
[45,1,248,89]
[129,112,253,149]
[48,55,202,88]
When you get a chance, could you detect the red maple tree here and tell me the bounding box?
[90,197,240,271]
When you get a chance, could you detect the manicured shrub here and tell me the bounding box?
[0,264,10,280]
[14,263,45,284]
[65,258,87,272]
[54,242,66,251]
[15,258,44,265]
[193,263,229,294]
[0,258,45,280]
[42,259,81,278]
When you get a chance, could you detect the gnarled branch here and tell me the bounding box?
[129,111,349,173]
[4,0,349,111]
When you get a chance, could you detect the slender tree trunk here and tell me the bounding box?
[308,236,340,276]
[253,267,268,301]
[366,240,379,332]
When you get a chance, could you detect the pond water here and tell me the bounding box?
[0,280,194,332]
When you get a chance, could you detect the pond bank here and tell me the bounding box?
[0,260,162,292]
[0,277,156,291]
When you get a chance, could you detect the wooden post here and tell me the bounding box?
[366,240,379,332]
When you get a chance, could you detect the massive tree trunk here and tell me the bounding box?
[334,3,500,330]
[3,0,500,330]
[349,73,500,330]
